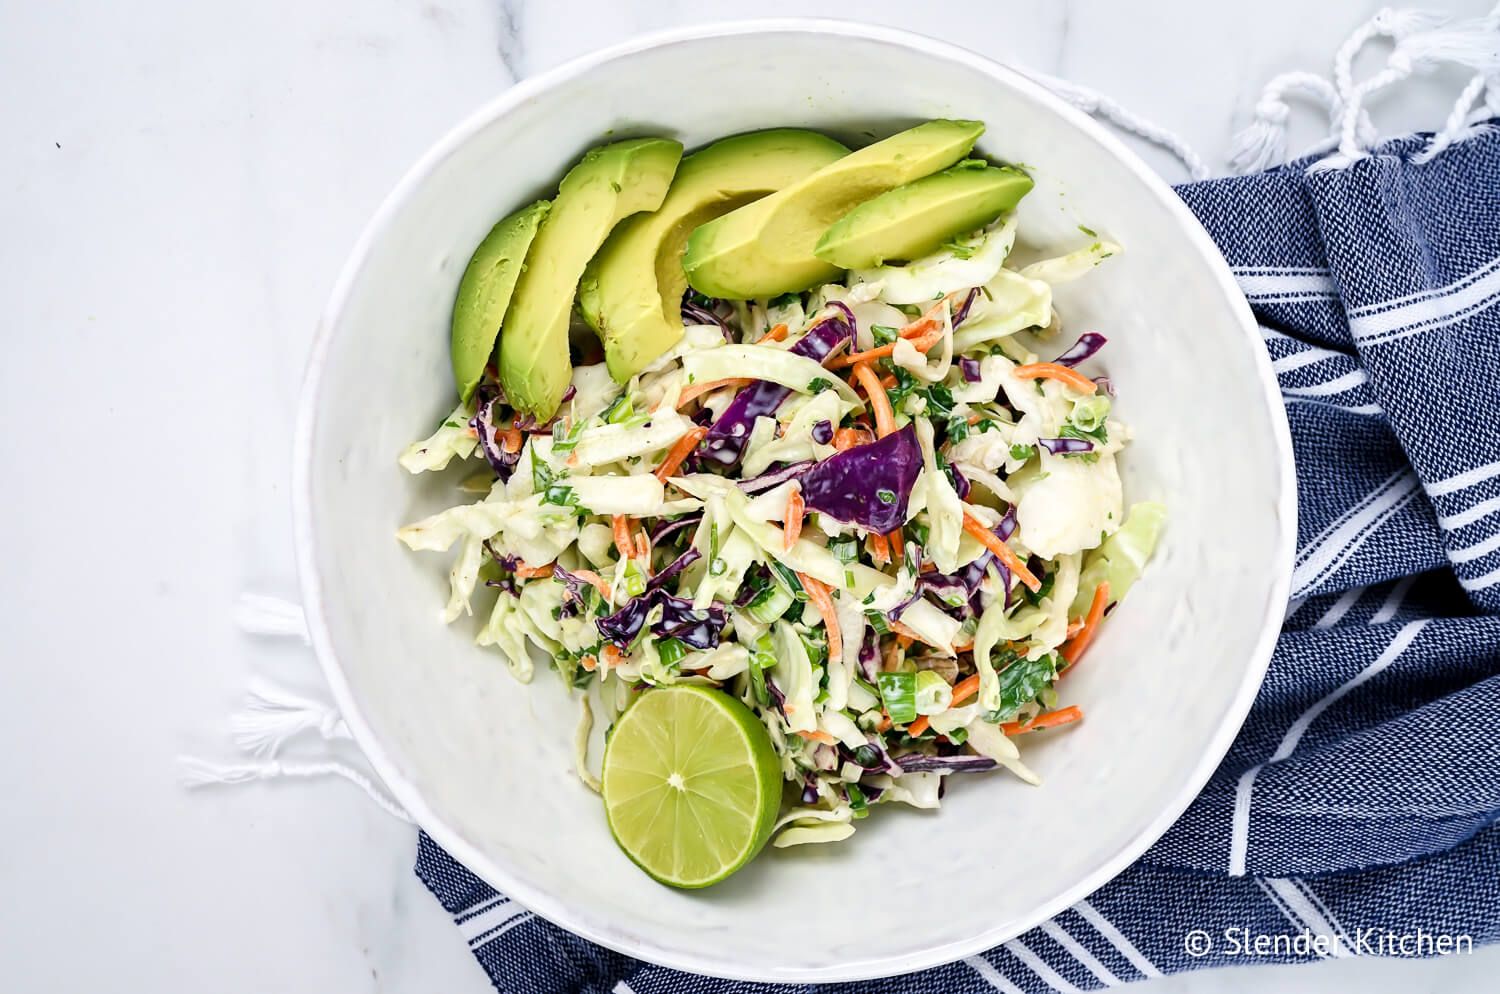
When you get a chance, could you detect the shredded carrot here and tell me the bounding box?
[961,510,1042,592]
[1012,362,1098,395]
[881,638,903,674]
[966,411,986,425]
[887,524,905,558]
[828,322,942,368]
[867,531,891,564]
[654,425,709,482]
[601,644,623,668]
[904,715,931,737]
[950,673,981,707]
[784,484,804,550]
[674,377,751,409]
[796,729,837,744]
[893,631,915,652]
[612,515,635,559]
[1060,581,1110,668]
[570,568,613,601]
[513,561,555,579]
[579,655,597,672]
[797,572,843,664]
[833,426,873,451]
[850,362,895,437]
[877,715,893,733]
[759,323,789,344]
[826,307,947,370]
[501,424,524,454]
[635,530,651,562]
[1002,705,1084,736]
[1065,618,1086,639]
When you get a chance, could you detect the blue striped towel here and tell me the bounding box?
[415,123,1500,992]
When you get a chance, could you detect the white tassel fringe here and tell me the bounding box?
[179,756,412,823]
[230,675,351,757]
[235,593,310,643]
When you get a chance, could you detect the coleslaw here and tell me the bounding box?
[398,218,1164,847]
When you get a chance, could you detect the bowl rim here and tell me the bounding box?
[293,16,1297,983]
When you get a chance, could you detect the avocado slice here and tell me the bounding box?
[499,137,683,418]
[815,160,1033,268]
[681,120,985,299]
[450,200,550,404]
[579,130,849,381]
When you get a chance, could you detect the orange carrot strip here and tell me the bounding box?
[893,631,915,651]
[1060,581,1111,668]
[784,484,805,550]
[905,670,983,737]
[570,568,613,601]
[601,644,623,668]
[513,561,555,579]
[501,424,524,454]
[759,323,789,344]
[887,524,905,559]
[822,322,936,368]
[833,426,873,451]
[950,673,981,707]
[674,377,752,410]
[876,714,893,733]
[612,515,634,559]
[826,310,946,370]
[796,729,837,744]
[867,531,891,565]
[1012,362,1098,395]
[850,362,895,438]
[961,510,1042,592]
[635,530,651,562]
[654,425,709,482]
[798,572,843,664]
[579,655,597,672]
[1002,705,1084,736]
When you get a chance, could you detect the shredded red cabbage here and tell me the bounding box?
[857,628,880,683]
[698,313,852,467]
[811,419,834,445]
[959,357,982,382]
[737,459,815,495]
[952,287,981,328]
[595,548,726,650]
[947,462,971,500]
[1093,375,1115,396]
[1053,332,1106,367]
[681,292,734,344]
[648,513,701,548]
[797,425,921,533]
[469,385,520,481]
[890,753,997,774]
[1039,437,1093,455]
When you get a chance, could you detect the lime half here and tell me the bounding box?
[601,685,782,888]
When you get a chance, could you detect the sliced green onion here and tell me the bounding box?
[914,670,954,715]
[878,671,917,725]
[746,584,794,624]
[1070,394,1112,432]
[622,560,647,597]
[655,638,690,668]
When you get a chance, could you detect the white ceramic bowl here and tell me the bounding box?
[295,20,1295,983]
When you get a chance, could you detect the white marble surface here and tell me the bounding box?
[1,1,1496,991]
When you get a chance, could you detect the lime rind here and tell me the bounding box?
[601,685,781,888]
